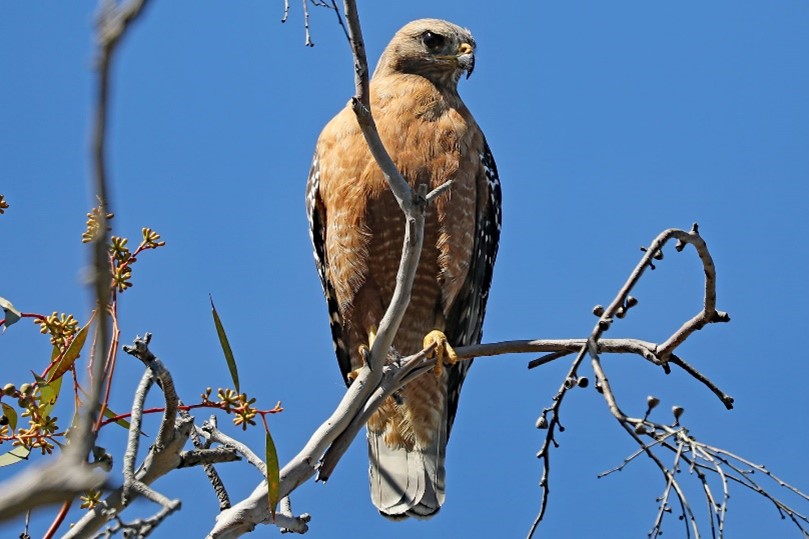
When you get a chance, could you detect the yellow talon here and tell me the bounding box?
[423,330,458,376]
[368,325,377,347]
[350,325,379,383]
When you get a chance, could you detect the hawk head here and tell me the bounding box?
[373,19,476,86]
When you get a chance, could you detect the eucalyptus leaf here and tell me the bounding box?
[0,446,31,467]
[210,296,239,394]
[265,428,280,520]
[46,318,92,383]
[1,402,17,431]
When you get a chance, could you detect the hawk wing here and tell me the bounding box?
[306,154,353,384]
[443,140,502,435]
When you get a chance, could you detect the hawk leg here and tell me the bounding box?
[349,325,378,383]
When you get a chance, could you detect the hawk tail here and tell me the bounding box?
[367,422,447,520]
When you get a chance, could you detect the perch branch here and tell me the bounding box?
[206,0,437,535]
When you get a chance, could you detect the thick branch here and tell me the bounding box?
[71,0,152,469]
[0,460,105,522]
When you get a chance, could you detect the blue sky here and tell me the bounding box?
[1,1,808,537]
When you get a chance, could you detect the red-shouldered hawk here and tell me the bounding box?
[306,19,501,519]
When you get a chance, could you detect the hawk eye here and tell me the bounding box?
[421,31,446,51]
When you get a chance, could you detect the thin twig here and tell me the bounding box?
[302,0,313,46]
[198,424,266,476]
[281,0,290,22]
[327,0,350,42]
[188,414,232,510]
[529,226,732,538]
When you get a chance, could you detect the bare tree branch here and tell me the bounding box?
[527,225,732,538]
[73,0,153,467]
[187,415,234,510]
[64,335,190,538]
[177,447,240,469]
[199,423,267,475]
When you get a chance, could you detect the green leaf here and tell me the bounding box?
[0,296,21,328]
[210,295,239,394]
[1,403,17,431]
[0,445,30,467]
[46,319,92,383]
[265,428,280,520]
[0,401,27,467]
[36,374,63,416]
[102,405,133,431]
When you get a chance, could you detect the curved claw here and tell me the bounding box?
[423,330,458,376]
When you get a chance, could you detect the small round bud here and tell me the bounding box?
[672,405,684,419]
[535,415,547,429]
[0,415,8,426]
[592,305,605,316]
[615,308,626,319]
[18,383,32,396]
[564,377,576,389]
[647,396,660,409]
[626,296,638,308]
[634,423,647,435]
[2,383,16,396]
[577,376,589,388]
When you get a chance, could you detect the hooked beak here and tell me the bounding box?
[457,42,475,79]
